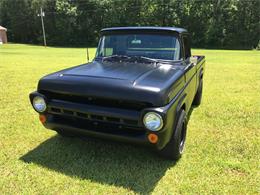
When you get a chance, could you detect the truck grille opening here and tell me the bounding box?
[52,114,145,137]
[106,117,120,123]
[90,115,103,120]
[76,112,88,118]
[51,107,61,113]
[49,107,139,127]
[41,91,152,111]
[63,109,74,115]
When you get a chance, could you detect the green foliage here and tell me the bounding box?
[0,0,259,48]
[0,44,259,194]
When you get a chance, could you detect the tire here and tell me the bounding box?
[193,79,203,106]
[158,110,187,160]
[56,130,76,137]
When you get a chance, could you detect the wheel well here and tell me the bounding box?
[181,103,186,111]
[200,68,203,79]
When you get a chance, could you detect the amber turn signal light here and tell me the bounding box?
[148,133,158,144]
[39,114,46,123]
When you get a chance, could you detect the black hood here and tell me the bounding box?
[62,60,157,83]
[38,60,185,106]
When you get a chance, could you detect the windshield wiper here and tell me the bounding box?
[101,55,167,64]
[132,56,180,64]
[128,56,170,65]
[102,55,130,61]
[130,56,160,63]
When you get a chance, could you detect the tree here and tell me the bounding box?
[0,0,259,49]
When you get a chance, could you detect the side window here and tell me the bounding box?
[174,39,181,60]
[98,36,114,57]
[182,35,191,59]
[104,36,113,56]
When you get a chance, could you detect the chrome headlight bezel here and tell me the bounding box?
[143,112,163,131]
[32,96,47,113]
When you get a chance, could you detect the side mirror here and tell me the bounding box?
[190,56,198,65]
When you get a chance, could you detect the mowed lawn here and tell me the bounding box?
[0,44,259,194]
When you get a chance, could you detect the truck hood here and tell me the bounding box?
[38,60,185,106]
[62,60,157,82]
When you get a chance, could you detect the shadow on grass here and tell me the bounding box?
[20,135,175,194]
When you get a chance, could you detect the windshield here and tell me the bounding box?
[96,34,181,61]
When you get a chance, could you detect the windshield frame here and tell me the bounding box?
[95,32,183,62]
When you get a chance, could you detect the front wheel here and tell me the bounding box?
[158,110,187,160]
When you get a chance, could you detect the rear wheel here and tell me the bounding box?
[158,110,187,160]
[193,78,203,106]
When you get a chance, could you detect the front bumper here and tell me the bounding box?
[43,114,149,145]
[30,92,176,150]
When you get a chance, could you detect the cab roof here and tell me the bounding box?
[101,26,188,34]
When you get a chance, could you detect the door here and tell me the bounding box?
[182,34,197,110]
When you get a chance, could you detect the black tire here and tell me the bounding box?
[158,110,187,160]
[193,79,203,106]
[56,130,76,137]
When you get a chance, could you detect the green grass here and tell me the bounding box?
[0,44,259,194]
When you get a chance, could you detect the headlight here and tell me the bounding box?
[32,96,46,112]
[143,112,163,131]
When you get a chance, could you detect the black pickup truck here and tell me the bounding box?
[30,27,205,160]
